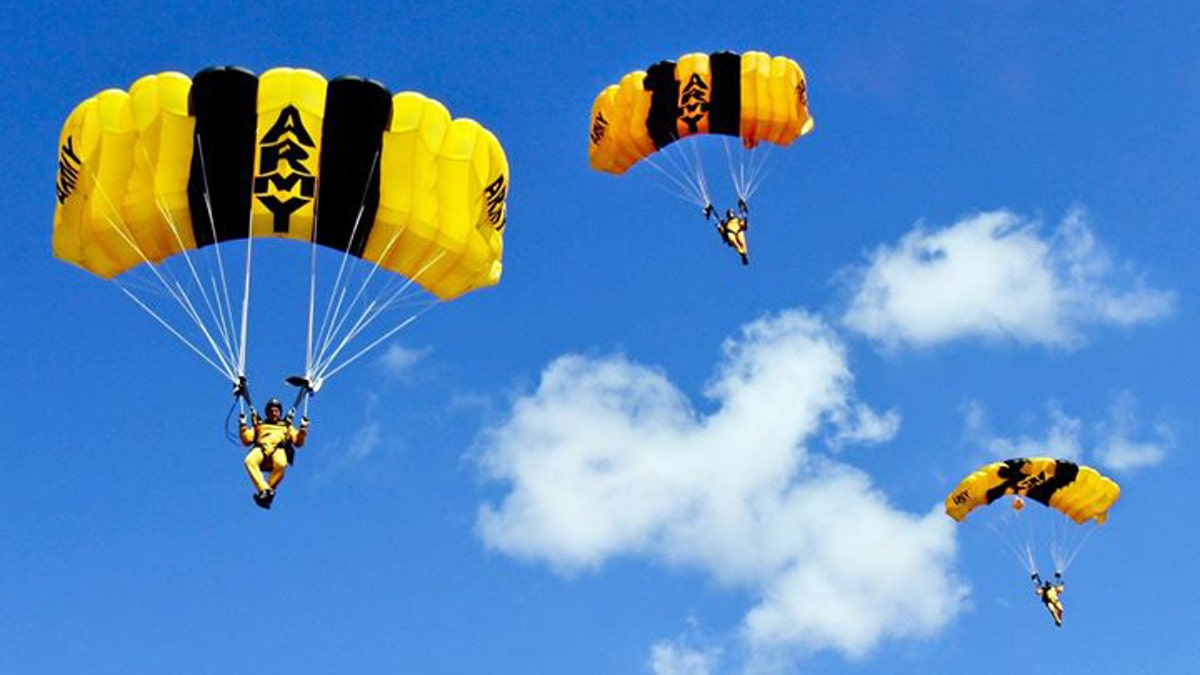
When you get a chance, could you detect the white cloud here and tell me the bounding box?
[841,208,1175,349]
[964,392,1169,471]
[347,420,382,460]
[650,642,721,675]
[1094,391,1169,470]
[1097,435,1166,471]
[475,311,964,669]
[965,400,1084,462]
[378,343,431,380]
[827,402,901,449]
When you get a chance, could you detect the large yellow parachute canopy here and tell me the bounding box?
[589,50,814,174]
[945,458,1120,525]
[54,67,509,300]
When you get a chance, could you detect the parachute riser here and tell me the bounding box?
[283,375,315,423]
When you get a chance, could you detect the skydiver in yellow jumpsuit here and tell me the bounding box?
[1032,572,1065,627]
[240,398,308,509]
[705,203,750,265]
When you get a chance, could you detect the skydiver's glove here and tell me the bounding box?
[239,413,247,426]
[300,416,310,429]
[703,204,714,220]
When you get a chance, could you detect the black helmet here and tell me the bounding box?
[265,398,283,413]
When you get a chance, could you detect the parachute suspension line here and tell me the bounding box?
[1048,517,1096,574]
[987,509,1038,575]
[1024,504,1040,572]
[665,140,710,207]
[235,211,254,378]
[743,144,774,202]
[724,140,774,205]
[311,251,445,387]
[646,137,711,208]
[1022,539,1038,576]
[723,138,744,201]
[117,286,234,380]
[305,193,321,385]
[311,251,429,378]
[316,299,440,385]
[234,152,257,381]
[307,152,381,379]
[81,161,239,380]
[132,142,240,367]
[194,133,250,381]
[314,253,432,370]
[1049,516,1063,572]
[309,209,417,373]
[367,281,433,315]
[642,156,709,208]
[1057,524,1097,574]
[148,189,240,370]
[308,151,382,380]
[687,138,713,208]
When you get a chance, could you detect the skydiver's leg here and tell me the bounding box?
[1041,599,1062,626]
[267,449,290,490]
[244,448,271,493]
[718,221,733,248]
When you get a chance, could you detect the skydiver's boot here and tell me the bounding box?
[253,489,273,510]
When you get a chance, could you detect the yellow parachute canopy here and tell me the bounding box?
[53,67,509,301]
[945,458,1120,525]
[589,50,814,175]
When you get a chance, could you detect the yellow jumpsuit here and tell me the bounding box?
[718,216,749,264]
[1036,583,1065,626]
[241,417,307,493]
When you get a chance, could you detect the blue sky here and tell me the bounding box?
[2,2,1197,673]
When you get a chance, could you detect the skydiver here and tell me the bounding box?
[717,209,750,265]
[1031,571,1065,627]
[704,202,751,265]
[240,397,309,510]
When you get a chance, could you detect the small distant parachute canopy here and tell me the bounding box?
[589,50,814,175]
[53,67,509,301]
[945,458,1120,525]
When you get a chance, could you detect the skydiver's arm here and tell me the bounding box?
[293,418,309,447]
[239,415,256,446]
